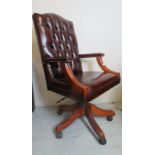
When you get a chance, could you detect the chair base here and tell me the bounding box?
[55,103,115,145]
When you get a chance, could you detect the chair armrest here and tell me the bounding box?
[61,63,90,99]
[43,57,72,63]
[96,56,120,76]
[79,53,119,76]
[79,53,104,58]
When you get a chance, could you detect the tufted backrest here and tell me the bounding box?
[33,13,82,83]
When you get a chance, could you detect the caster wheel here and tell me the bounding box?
[99,138,107,145]
[56,132,63,138]
[106,116,113,121]
[57,110,63,115]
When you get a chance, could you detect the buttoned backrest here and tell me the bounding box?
[33,13,82,83]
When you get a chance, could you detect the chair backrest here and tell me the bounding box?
[33,13,82,83]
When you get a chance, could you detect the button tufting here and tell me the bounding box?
[62,25,67,31]
[69,35,72,41]
[45,22,52,30]
[55,23,60,31]
[51,43,56,50]
[67,43,71,50]
[60,44,64,50]
[33,13,82,79]
[61,34,65,41]
[53,34,59,41]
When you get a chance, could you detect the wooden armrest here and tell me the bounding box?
[96,56,120,76]
[79,53,119,76]
[61,63,90,98]
[43,57,72,63]
[79,53,104,58]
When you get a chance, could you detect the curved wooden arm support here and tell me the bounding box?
[96,56,120,76]
[79,53,120,76]
[61,63,90,98]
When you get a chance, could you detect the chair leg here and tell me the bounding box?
[55,108,84,138]
[85,104,107,145]
[55,102,115,144]
[90,103,115,119]
[57,103,79,115]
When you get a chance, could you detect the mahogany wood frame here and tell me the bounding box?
[55,54,119,145]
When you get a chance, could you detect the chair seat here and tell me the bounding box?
[75,72,120,100]
[76,72,118,89]
[48,71,120,102]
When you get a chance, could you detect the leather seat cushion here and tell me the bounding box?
[75,72,120,100]
[75,72,118,89]
[48,71,120,101]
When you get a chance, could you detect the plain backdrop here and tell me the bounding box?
[0,0,155,155]
[32,0,122,107]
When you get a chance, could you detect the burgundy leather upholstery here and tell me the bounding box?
[33,13,82,79]
[47,71,120,101]
[33,13,120,102]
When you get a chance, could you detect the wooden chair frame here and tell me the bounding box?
[33,12,120,145]
[54,55,119,145]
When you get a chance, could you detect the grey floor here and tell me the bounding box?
[32,103,122,155]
